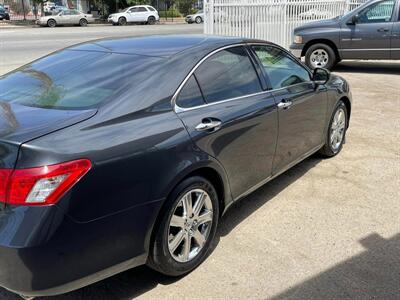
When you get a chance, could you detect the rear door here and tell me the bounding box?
[175,46,278,199]
[250,44,328,174]
[391,1,400,59]
[340,0,396,59]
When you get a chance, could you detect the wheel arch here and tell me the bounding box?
[302,39,341,61]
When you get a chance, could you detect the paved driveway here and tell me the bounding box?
[0,32,399,300]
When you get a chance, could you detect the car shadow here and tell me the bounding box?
[334,60,400,75]
[269,232,400,300]
[0,156,323,300]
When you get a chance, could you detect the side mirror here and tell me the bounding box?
[313,68,330,85]
[348,14,359,25]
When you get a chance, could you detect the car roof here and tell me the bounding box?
[67,35,266,58]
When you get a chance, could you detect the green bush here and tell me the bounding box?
[158,8,182,18]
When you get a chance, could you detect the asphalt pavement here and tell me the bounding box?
[0,25,399,300]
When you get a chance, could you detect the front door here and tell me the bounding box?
[175,46,278,199]
[340,0,396,59]
[250,45,328,174]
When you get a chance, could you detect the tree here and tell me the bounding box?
[175,0,196,16]
[32,0,47,18]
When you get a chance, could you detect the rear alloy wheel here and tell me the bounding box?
[148,176,219,276]
[147,16,156,25]
[118,17,127,25]
[319,100,348,157]
[47,19,56,27]
[79,18,88,26]
[195,16,202,24]
[305,43,336,70]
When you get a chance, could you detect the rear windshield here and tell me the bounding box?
[0,50,162,110]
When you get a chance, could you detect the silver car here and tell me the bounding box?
[185,10,204,24]
[37,9,94,27]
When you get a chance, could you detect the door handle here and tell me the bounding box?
[377,28,390,32]
[195,118,222,132]
[277,100,293,110]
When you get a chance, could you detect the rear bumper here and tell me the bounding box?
[0,199,163,297]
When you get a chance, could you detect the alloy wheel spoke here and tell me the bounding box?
[197,210,213,225]
[193,229,206,247]
[193,192,206,217]
[182,193,193,217]
[169,230,185,253]
[170,215,185,228]
[182,234,191,260]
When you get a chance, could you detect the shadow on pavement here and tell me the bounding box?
[334,60,400,75]
[270,232,400,300]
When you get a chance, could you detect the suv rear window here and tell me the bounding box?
[0,50,163,110]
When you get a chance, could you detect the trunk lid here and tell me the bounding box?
[0,101,96,168]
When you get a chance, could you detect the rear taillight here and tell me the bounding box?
[0,159,91,206]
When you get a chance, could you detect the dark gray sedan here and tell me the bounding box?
[0,35,351,298]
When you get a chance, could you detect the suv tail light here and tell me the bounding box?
[0,159,91,206]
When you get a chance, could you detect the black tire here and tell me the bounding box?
[47,19,57,27]
[147,16,156,25]
[195,16,202,24]
[319,100,348,157]
[79,18,88,26]
[305,43,337,70]
[5,15,10,21]
[118,17,127,25]
[148,176,219,276]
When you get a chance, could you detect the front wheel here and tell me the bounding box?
[195,16,202,24]
[79,18,88,26]
[148,176,219,276]
[305,43,337,70]
[118,17,127,25]
[319,100,348,157]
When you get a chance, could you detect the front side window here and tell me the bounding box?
[176,75,205,108]
[252,45,311,89]
[129,7,139,13]
[194,46,262,104]
[358,0,395,23]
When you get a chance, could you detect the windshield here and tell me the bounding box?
[0,50,163,110]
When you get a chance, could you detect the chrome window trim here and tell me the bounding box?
[172,43,314,114]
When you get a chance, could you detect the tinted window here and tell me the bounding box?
[148,7,156,11]
[129,7,139,12]
[0,50,164,109]
[252,45,310,89]
[176,75,205,108]
[194,47,262,103]
[138,7,147,12]
[358,0,395,23]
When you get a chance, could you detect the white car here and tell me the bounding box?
[185,10,204,24]
[108,5,159,25]
[37,9,94,27]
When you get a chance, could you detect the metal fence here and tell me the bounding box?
[204,0,369,49]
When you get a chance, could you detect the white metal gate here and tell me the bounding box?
[204,0,369,49]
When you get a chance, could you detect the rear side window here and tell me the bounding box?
[148,7,156,11]
[138,7,147,12]
[0,50,163,109]
[176,75,205,108]
[194,46,262,104]
[252,45,311,89]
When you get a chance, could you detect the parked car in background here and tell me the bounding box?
[186,10,204,23]
[37,9,94,27]
[0,34,352,299]
[290,0,400,69]
[0,6,10,20]
[108,5,159,25]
